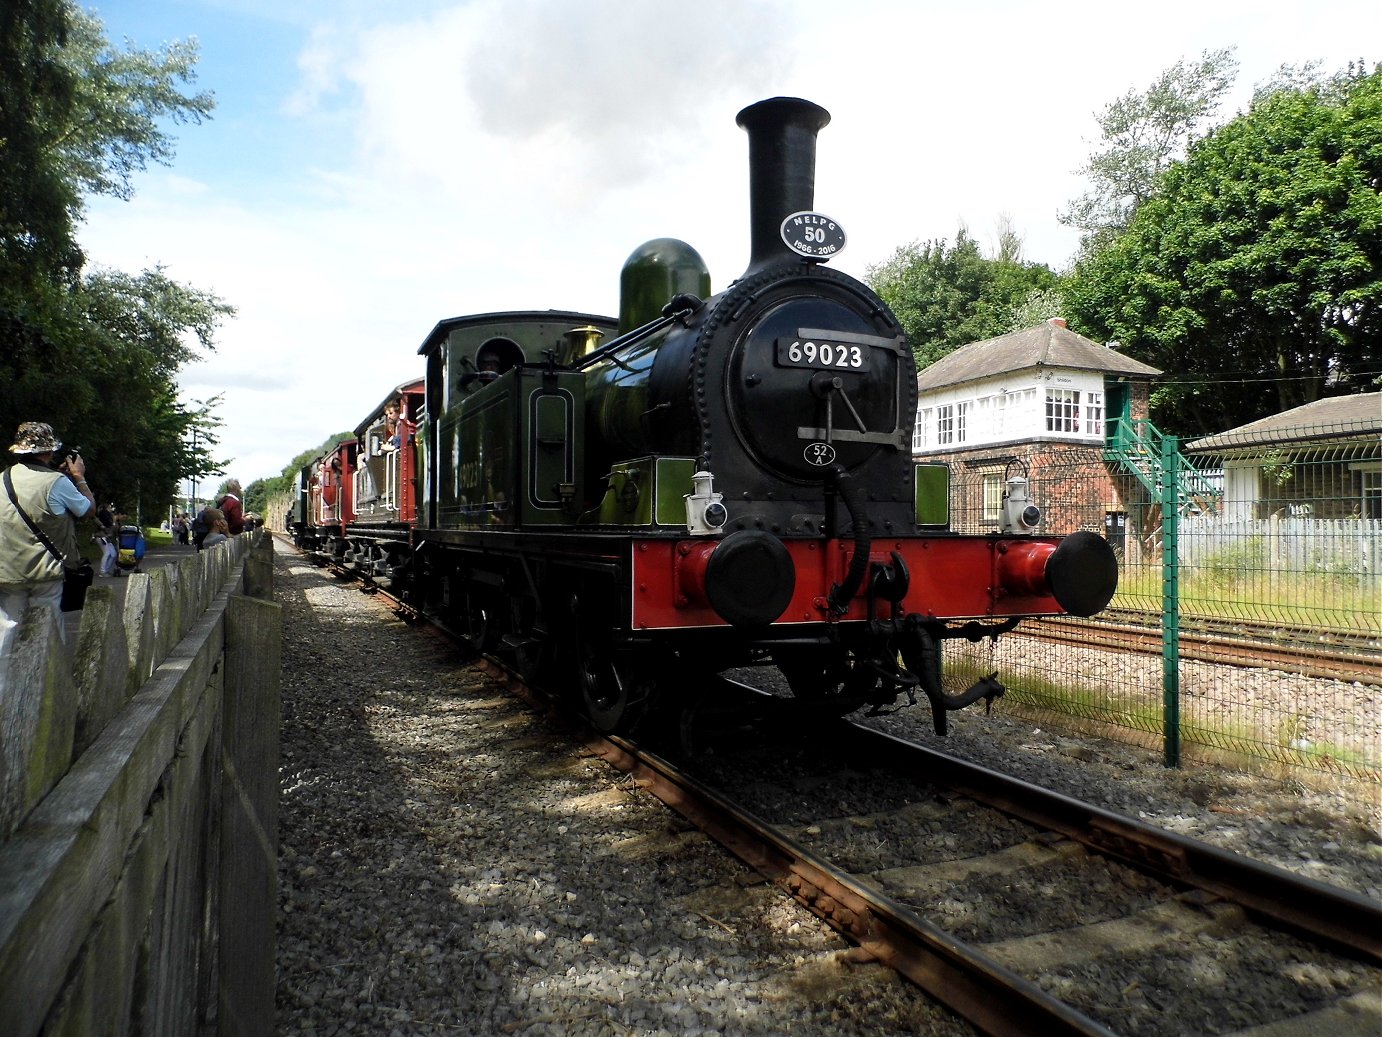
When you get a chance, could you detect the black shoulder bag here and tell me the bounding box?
[3,467,95,612]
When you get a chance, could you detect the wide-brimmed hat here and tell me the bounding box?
[9,422,61,455]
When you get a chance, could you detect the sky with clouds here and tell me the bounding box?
[77,0,1381,491]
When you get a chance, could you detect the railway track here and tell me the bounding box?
[1099,607,1380,650]
[1031,609,1382,685]
[303,541,1382,1035]
[475,665,1382,1037]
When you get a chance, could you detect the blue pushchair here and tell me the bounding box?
[116,525,146,573]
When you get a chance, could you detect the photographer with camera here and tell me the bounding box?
[1,422,96,695]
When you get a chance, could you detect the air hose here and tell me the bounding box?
[828,469,871,615]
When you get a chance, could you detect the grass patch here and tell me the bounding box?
[946,653,1164,740]
[945,646,1381,790]
[1113,564,1380,635]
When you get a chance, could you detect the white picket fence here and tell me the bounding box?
[1178,515,1381,578]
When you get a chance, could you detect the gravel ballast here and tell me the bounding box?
[276,554,971,1036]
[273,547,1381,1036]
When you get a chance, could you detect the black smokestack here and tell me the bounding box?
[735,97,831,273]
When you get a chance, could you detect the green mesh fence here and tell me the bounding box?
[937,413,1381,811]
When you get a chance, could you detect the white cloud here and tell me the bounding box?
[78,0,1382,484]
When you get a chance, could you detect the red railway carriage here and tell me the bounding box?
[341,380,426,582]
[300,437,357,562]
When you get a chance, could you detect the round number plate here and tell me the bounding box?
[781,211,846,259]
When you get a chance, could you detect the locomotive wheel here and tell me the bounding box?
[547,582,644,733]
[461,587,500,655]
[671,673,767,758]
[576,637,630,733]
[564,588,646,732]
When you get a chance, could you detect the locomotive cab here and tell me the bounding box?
[417,312,620,533]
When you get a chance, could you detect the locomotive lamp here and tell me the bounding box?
[1001,475,1042,533]
[685,470,727,535]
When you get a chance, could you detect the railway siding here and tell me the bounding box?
[947,628,1382,796]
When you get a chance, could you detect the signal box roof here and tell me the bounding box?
[916,320,1162,392]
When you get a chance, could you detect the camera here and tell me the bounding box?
[53,447,82,471]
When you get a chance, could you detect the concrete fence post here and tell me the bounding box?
[70,585,131,755]
[0,607,74,839]
[242,534,274,601]
[216,591,281,1036]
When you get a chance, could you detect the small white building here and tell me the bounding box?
[914,319,1162,454]
[914,319,1162,541]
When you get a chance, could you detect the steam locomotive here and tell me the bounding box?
[292,97,1118,734]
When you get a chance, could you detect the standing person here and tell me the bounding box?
[95,502,118,577]
[191,506,211,551]
[217,479,244,536]
[0,422,96,694]
[172,511,188,546]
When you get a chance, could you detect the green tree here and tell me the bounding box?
[0,0,80,287]
[243,478,268,518]
[866,228,1060,369]
[266,435,355,497]
[52,8,214,201]
[1062,47,1238,252]
[1,262,233,517]
[0,2,230,516]
[1006,285,1069,331]
[1065,63,1382,434]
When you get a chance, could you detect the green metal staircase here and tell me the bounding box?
[1104,417,1222,515]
